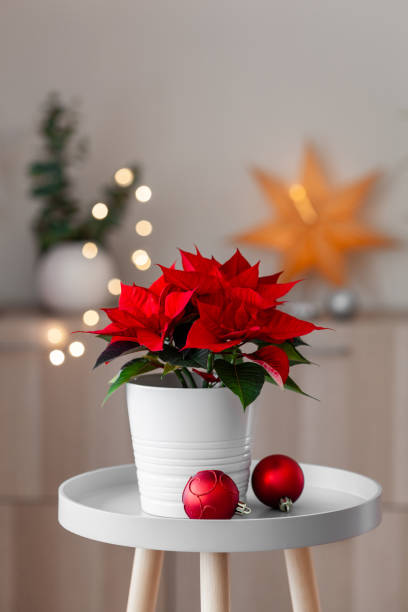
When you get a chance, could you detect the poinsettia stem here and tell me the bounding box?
[182,367,197,388]
[175,369,188,388]
[201,353,214,388]
[232,346,240,365]
[206,352,214,374]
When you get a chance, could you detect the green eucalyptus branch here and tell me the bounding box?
[29,93,140,253]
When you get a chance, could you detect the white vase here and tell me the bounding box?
[36,241,117,313]
[126,374,255,518]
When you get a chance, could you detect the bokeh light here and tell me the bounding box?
[288,183,318,224]
[136,257,151,271]
[82,242,98,259]
[83,309,100,326]
[49,349,65,366]
[68,341,85,357]
[135,185,152,203]
[289,184,307,201]
[131,249,149,267]
[92,202,109,220]
[114,167,134,187]
[135,220,153,236]
[47,327,65,344]
[107,278,122,295]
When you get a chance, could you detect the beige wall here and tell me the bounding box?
[1,0,408,307]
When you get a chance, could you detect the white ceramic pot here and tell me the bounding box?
[36,241,117,313]
[126,374,255,518]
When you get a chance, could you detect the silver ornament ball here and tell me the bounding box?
[327,289,358,319]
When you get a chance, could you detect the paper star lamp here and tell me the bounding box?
[236,146,392,285]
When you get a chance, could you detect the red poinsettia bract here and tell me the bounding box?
[86,282,193,351]
[82,248,325,408]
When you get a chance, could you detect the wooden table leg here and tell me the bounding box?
[284,548,321,612]
[200,552,230,612]
[126,548,164,612]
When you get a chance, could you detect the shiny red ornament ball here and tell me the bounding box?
[252,454,304,510]
[182,470,239,519]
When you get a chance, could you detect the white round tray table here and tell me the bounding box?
[58,462,381,612]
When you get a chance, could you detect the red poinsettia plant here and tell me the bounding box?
[83,248,324,409]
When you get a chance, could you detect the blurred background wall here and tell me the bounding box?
[1,0,408,309]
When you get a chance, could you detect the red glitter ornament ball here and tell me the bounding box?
[252,454,304,510]
[182,470,239,519]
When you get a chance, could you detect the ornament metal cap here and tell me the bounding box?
[279,497,293,512]
[235,501,252,515]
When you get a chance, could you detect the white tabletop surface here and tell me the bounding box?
[58,462,381,552]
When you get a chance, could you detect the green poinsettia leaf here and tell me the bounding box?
[103,358,159,404]
[214,360,265,410]
[158,346,209,369]
[172,320,193,349]
[265,373,317,400]
[219,349,244,364]
[291,337,309,347]
[162,362,179,377]
[94,341,143,369]
[97,334,113,342]
[157,346,184,364]
[184,349,210,369]
[278,341,311,366]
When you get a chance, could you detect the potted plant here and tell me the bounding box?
[28,93,140,312]
[82,248,324,518]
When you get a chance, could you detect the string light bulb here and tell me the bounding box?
[92,202,109,220]
[107,278,122,295]
[114,167,134,187]
[131,249,149,267]
[49,349,65,366]
[135,220,153,236]
[69,341,85,357]
[83,309,100,326]
[135,185,152,203]
[47,327,65,345]
[136,257,151,271]
[82,242,98,259]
